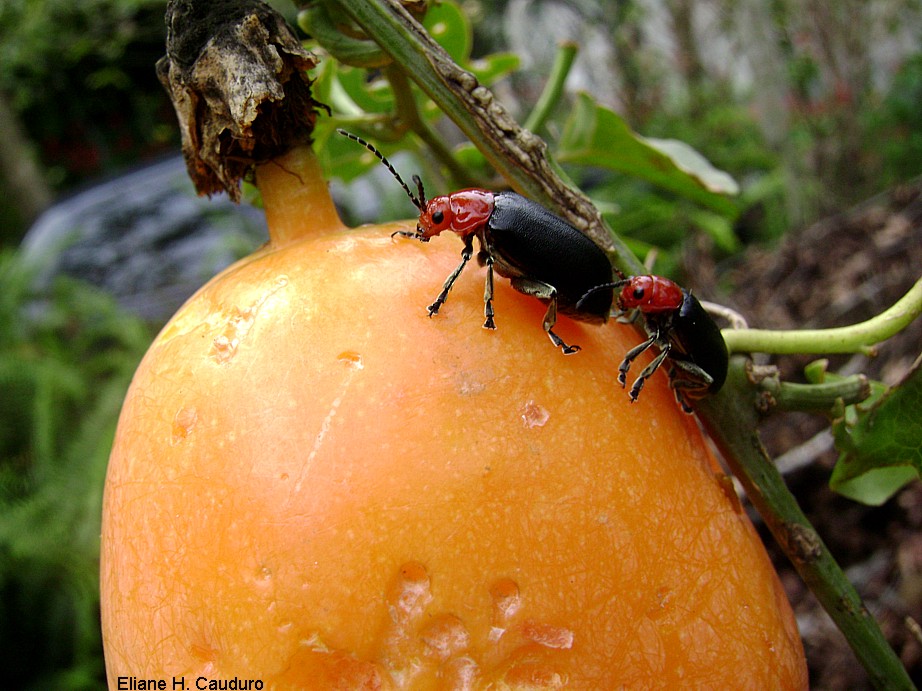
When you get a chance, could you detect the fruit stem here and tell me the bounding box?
[759,371,872,412]
[256,146,347,247]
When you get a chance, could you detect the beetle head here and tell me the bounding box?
[618,276,684,313]
[417,195,454,239]
[418,189,494,240]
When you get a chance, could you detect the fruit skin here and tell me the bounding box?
[100,151,806,688]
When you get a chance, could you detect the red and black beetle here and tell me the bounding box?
[338,130,614,354]
[579,275,728,411]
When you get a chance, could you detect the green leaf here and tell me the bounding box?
[421,1,470,64]
[830,466,919,507]
[688,208,739,253]
[830,356,922,505]
[641,136,740,196]
[424,0,520,84]
[337,67,396,115]
[468,53,521,85]
[557,93,739,216]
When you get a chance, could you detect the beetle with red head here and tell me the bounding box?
[580,275,728,411]
[338,129,614,354]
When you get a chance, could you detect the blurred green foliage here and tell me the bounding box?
[0,251,152,688]
[869,53,922,184]
[0,0,173,191]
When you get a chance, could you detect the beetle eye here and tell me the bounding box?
[431,210,444,225]
[633,288,645,300]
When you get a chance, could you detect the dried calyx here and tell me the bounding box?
[156,0,322,200]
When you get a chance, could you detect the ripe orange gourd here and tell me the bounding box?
[100,146,807,688]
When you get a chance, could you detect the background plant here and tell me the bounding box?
[0,251,152,688]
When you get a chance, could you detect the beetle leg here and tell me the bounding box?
[668,359,714,390]
[543,295,582,354]
[509,278,580,354]
[616,308,641,325]
[428,235,475,317]
[391,229,423,240]
[628,341,672,402]
[482,254,496,329]
[670,384,695,414]
[667,360,714,412]
[617,332,658,388]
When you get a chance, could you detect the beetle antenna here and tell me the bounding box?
[575,279,631,311]
[412,174,427,210]
[336,129,425,212]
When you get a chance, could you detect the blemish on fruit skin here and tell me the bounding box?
[457,371,487,396]
[419,613,470,661]
[293,564,571,688]
[387,561,433,625]
[337,351,365,370]
[647,586,676,620]
[377,562,436,687]
[171,406,198,445]
[442,656,479,687]
[209,334,238,363]
[209,275,289,364]
[521,400,550,429]
[522,621,575,650]
[489,577,522,642]
[190,642,218,663]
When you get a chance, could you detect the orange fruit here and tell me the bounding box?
[100,147,806,688]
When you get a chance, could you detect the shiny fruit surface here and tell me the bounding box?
[100,148,806,688]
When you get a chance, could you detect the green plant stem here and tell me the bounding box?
[385,65,479,188]
[323,1,915,686]
[523,41,578,134]
[760,372,871,411]
[724,276,922,355]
